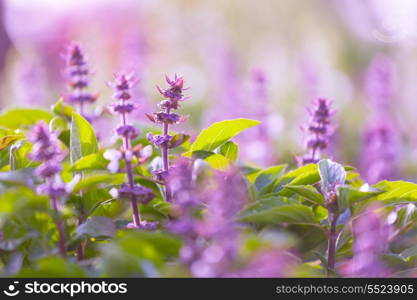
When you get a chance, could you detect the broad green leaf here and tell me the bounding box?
[219,141,238,162]
[70,152,108,172]
[254,164,287,193]
[282,185,324,205]
[318,159,346,193]
[239,196,319,226]
[187,118,260,153]
[70,112,98,164]
[0,108,53,129]
[76,216,116,240]
[374,180,417,204]
[336,186,382,212]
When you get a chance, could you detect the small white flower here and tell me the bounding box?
[141,145,153,159]
[109,187,119,198]
[104,149,122,173]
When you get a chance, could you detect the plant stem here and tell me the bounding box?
[76,215,85,261]
[51,196,66,257]
[162,108,171,202]
[327,211,338,276]
[121,113,141,227]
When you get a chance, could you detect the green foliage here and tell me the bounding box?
[239,196,320,226]
[188,118,260,152]
[70,112,99,164]
[0,108,53,130]
[374,180,417,204]
[184,118,259,169]
[219,141,239,161]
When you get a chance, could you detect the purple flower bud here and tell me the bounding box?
[157,74,187,104]
[118,183,154,204]
[147,133,172,147]
[116,124,140,139]
[35,161,62,178]
[36,182,67,199]
[146,112,184,125]
[152,169,169,182]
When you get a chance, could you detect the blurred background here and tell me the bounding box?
[1,0,417,181]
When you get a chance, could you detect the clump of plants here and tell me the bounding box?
[0,43,416,278]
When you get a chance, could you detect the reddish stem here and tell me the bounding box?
[121,112,141,227]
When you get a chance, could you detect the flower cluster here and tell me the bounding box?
[28,121,66,199]
[299,98,335,165]
[28,121,67,256]
[147,74,188,201]
[64,42,97,115]
[108,72,155,229]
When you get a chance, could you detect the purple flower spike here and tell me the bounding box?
[360,54,399,184]
[28,121,67,257]
[64,42,97,115]
[298,98,335,165]
[149,74,189,202]
[108,72,154,228]
[365,55,393,112]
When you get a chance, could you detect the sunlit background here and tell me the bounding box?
[1,0,417,180]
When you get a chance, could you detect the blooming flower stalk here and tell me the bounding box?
[28,121,67,257]
[147,74,188,202]
[299,98,335,165]
[361,55,399,184]
[342,205,390,277]
[108,73,155,229]
[64,42,97,116]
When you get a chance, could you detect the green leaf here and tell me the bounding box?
[0,108,53,129]
[204,153,230,170]
[254,164,287,193]
[18,256,86,277]
[239,196,319,226]
[186,118,260,153]
[168,133,190,149]
[70,151,108,172]
[76,216,116,240]
[282,185,324,205]
[336,186,382,212]
[0,135,24,151]
[52,98,75,121]
[219,141,238,162]
[373,180,417,204]
[399,245,417,261]
[273,164,320,192]
[318,159,346,193]
[188,150,230,170]
[73,173,125,192]
[70,112,98,164]
[10,140,34,171]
